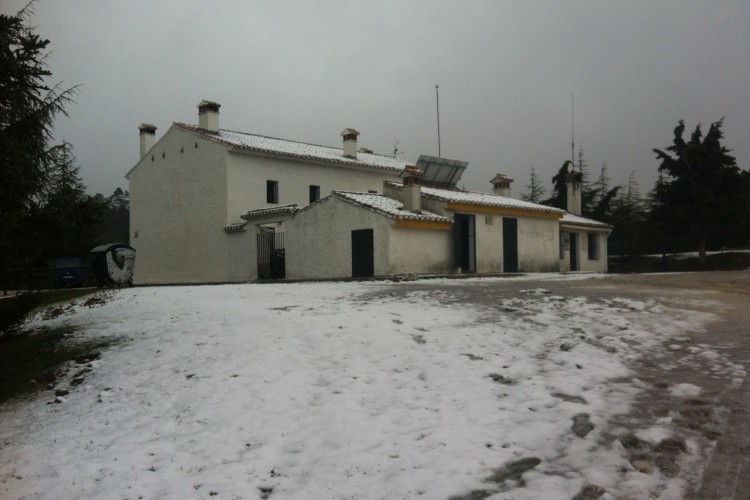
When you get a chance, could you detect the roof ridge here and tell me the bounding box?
[174,122,403,161]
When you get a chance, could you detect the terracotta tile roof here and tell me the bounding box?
[333,191,451,223]
[223,223,247,233]
[174,123,407,172]
[241,204,299,221]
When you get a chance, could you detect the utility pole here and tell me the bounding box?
[436,85,441,157]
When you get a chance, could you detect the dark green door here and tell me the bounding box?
[503,217,518,272]
[351,229,374,278]
[570,233,578,271]
[453,214,476,272]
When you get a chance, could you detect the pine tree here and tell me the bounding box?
[652,119,742,264]
[520,165,546,203]
[0,3,78,273]
[576,147,597,215]
[609,172,646,258]
[30,143,105,259]
[541,161,572,210]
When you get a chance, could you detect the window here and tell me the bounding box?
[587,233,600,260]
[309,185,320,204]
[266,180,279,204]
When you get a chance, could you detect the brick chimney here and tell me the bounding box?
[198,100,221,133]
[398,165,424,213]
[490,174,513,197]
[138,123,157,158]
[565,171,583,215]
[341,128,359,159]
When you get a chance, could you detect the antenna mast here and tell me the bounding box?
[436,85,441,157]
[571,93,575,170]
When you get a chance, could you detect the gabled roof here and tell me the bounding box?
[332,191,451,223]
[560,212,612,230]
[386,182,565,216]
[174,123,407,172]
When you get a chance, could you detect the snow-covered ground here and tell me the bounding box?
[0,276,742,499]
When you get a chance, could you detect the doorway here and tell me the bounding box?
[453,214,476,273]
[351,229,374,278]
[570,232,579,271]
[503,217,518,272]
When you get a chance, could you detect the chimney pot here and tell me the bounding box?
[198,100,221,132]
[491,173,513,197]
[398,166,424,212]
[341,128,360,159]
[138,123,157,158]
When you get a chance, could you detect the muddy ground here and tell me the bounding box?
[384,270,750,499]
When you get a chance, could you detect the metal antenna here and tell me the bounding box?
[436,85,441,157]
[571,93,575,170]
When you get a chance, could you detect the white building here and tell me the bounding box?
[127,100,611,284]
[127,101,407,283]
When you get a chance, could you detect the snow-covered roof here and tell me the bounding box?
[332,191,452,223]
[175,123,408,172]
[386,182,565,216]
[560,212,612,230]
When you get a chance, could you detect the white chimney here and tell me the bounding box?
[491,174,513,197]
[138,123,157,158]
[398,166,424,213]
[341,128,359,159]
[198,100,221,133]
[566,171,582,215]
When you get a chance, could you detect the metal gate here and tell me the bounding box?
[257,232,285,280]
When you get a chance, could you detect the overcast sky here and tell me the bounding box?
[4,0,749,198]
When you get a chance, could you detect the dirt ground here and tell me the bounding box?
[585,271,750,500]
[387,270,750,499]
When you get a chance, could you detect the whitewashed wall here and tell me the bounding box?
[225,228,257,282]
[285,197,392,280]
[440,208,560,273]
[387,226,453,275]
[127,127,231,284]
[517,217,560,272]
[559,229,609,272]
[226,152,400,224]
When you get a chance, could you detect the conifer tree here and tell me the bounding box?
[520,165,546,203]
[0,3,78,273]
[652,119,742,263]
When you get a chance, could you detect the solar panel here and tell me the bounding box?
[415,155,468,189]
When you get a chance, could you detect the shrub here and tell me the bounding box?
[0,293,40,335]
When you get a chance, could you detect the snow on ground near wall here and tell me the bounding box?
[0,278,723,499]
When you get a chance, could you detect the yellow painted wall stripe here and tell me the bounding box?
[445,202,563,220]
[394,219,452,230]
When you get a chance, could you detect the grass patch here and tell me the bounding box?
[0,324,116,405]
[35,288,98,309]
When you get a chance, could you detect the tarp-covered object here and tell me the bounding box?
[90,244,136,287]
